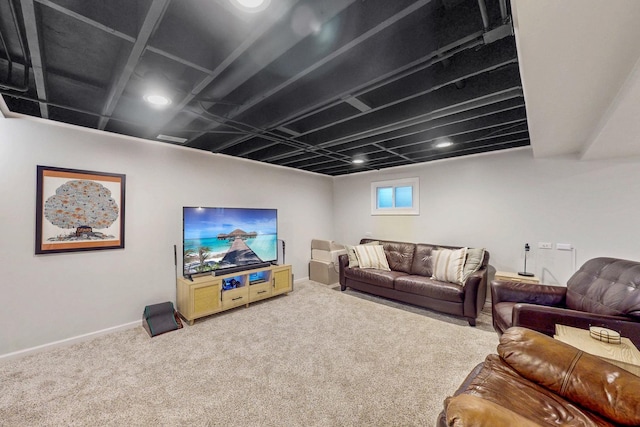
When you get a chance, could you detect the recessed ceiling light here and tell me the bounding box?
[238,0,264,7]
[229,0,270,12]
[435,141,453,148]
[143,94,171,107]
[352,159,365,164]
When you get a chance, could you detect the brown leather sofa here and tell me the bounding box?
[438,327,640,427]
[338,239,489,326]
[492,257,640,346]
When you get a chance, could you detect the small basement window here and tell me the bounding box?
[371,177,419,215]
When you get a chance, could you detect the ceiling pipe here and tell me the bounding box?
[20,0,49,118]
[0,0,29,92]
[262,87,523,162]
[193,105,373,171]
[248,56,518,161]
[499,0,508,22]
[227,34,486,157]
[149,0,359,142]
[184,0,437,148]
[223,14,510,155]
[0,90,246,136]
[97,0,171,130]
[477,0,490,30]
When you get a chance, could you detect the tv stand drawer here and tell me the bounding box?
[250,282,272,301]
[222,287,248,308]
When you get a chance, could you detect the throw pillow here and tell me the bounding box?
[344,244,359,268]
[345,241,379,268]
[354,245,391,271]
[462,247,485,282]
[431,247,467,285]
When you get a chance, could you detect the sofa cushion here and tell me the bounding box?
[394,275,464,303]
[498,327,640,426]
[566,257,640,318]
[410,244,435,276]
[378,241,415,274]
[354,245,390,271]
[432,248,467,285]
[344,267,404,289]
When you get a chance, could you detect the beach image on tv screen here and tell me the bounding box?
[183,207,277,275]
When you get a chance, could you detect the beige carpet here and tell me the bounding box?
[0,280,499,426]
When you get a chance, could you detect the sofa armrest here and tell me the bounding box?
[445,394,542,427]
[462,268,487,322]
[437,362,486,427]
[498,327,640,426]
[513,304,640,347]
[491,280,566,306]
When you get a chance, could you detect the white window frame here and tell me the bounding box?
[370,177,420,215]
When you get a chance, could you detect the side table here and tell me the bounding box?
[494,270,540,284]
[554,324,640,376]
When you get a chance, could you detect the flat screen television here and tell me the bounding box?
[183,207,277,277]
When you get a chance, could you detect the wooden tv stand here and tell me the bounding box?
[176,264,292,325]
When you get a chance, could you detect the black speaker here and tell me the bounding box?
[142,301,183,337]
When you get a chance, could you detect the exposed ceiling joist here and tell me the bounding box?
[19,0,47,117]
[187,0,437,149]
[0,0,536,176]
[98,0,170,130]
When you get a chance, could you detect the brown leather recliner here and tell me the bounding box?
[491,257,640,346]
[438,327,640,426]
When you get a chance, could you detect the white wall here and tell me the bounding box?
[333,148,640,286]
[0,118,334,357]
[4,114,640,358]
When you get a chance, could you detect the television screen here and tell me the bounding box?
[183,207,277,276]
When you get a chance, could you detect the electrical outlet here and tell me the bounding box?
[538,242,552,249]
[556,243,572,251]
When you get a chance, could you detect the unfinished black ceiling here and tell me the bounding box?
[0,0,528,176]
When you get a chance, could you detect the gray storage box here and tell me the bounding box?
[310,259,340,285]
[309,239,346,285]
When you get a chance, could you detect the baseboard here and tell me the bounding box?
[0,320,140,362]
[3,278,308,361]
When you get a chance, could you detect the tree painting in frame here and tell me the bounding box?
[35,166,126,254]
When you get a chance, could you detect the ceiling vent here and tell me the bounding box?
[157,135,188,144]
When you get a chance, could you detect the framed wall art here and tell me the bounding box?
[35,165,126,254]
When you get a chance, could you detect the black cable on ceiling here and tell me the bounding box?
[0,0,29,92]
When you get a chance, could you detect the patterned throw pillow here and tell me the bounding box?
[431,248,468,285]
[354,245,391,271]
[345,241,379,268]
